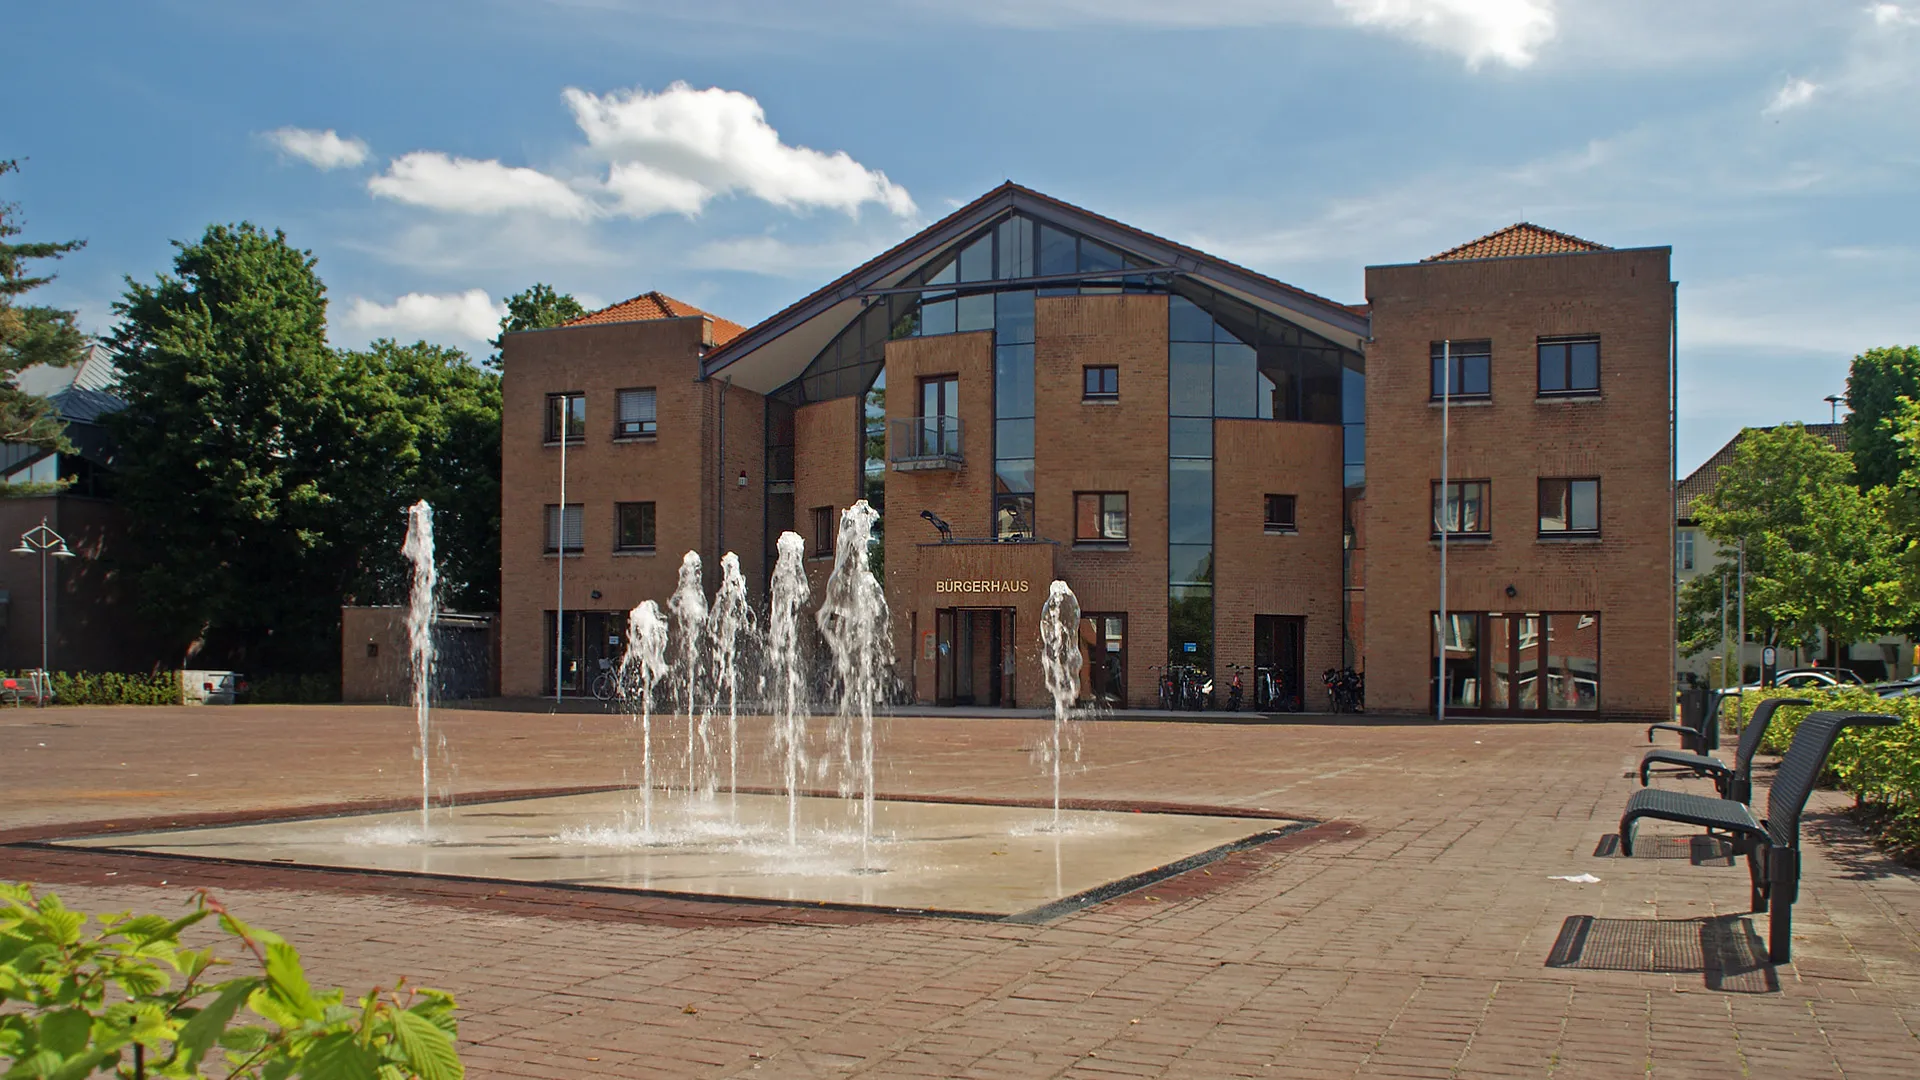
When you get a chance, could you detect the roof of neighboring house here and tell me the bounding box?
[1424,223,1611,263]
[1676,422,1848,521]
[12,343,121,400]
[564,290,748,345]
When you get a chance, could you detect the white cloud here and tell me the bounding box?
[266,127,369,170]
[1333,0,1557,68]
[1871,3,1918,28]
[368,152,596,219]
[339,289,508,346]
[1764,76,1820,114]
[564,83,917,217]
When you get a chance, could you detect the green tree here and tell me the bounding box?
[488,283,584,368]
[1844,345,1920,489]
[337,339,502,612]
[106,223,352,672]
[0,159,85,447]
[1688,423,1909,659]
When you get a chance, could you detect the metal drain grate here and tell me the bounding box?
[1592,834,1734,864]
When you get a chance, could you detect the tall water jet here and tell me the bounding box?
[402,500,437,835]
[1038,580,1084,829]
[668,552,709,797]
[815,500,891,867]
[620,600,671,837]
[766,532,811,845]
[709,552,754,816]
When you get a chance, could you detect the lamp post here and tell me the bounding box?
[12,518,75,683]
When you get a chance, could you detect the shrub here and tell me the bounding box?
[1727,687,1920,855]
[246,673,339,705]
[0,884,462,1079]
[0,671,183,706]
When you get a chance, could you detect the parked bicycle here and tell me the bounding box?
[1224,664,1247,711]
[590,657,619,702]
[1323,667,1364,713]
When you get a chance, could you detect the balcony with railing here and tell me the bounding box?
[890,416,965,471]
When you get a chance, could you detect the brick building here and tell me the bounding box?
[497,185,1676,716]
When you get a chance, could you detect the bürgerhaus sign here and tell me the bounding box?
[935,579,1032,594]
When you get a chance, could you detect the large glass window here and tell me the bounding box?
[1546,612,1600,711]
[993,289,1037,538]
[615,388,656,438]
[1538,337,1600,395]
[1430,341,1491,400]
[1538,478,1600,535]
[615,502,656,551]
[1074,493,1129,543]
[1433,612,1481,708]
[544,504,584,553]
[1432,480,1491,536]
[545,392,585,444]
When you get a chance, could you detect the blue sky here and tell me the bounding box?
[7,1,1917,472]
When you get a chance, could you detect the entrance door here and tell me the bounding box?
[1079,614,1126,706]
[920,375,958,457]
[936,607,1015,706]
[1486,614,1541,712]
[1254,615,1304,711]
[546,612,625,696]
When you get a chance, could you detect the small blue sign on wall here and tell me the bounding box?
[1183,642,1197,653]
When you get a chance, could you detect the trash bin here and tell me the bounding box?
[1675,686,1711,753]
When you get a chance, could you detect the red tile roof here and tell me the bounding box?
[1424,223,1610,263]
[565,290,748,345]
[1676,423,1848,521]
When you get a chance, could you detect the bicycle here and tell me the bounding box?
[590,657,618,702]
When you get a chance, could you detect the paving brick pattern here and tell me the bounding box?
[3,706,1917,1078]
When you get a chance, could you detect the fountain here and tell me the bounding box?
[621,600,671,837]
[63,503,1306,920]
[402,500,436,835]
[668,552,710,798]
[709,552,754,819]
[766,531,811,846]
[1038,580,1084,830]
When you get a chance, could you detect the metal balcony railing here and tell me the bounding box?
[890,417,965,470]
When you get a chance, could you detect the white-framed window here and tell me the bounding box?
[1677,529,1695,571]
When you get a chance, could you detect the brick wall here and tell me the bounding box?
[792,396,863,601]
[1362,247,1675,719]
[1213,420,1346,708]
[498,317,759,697]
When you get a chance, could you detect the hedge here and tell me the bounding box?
[1728,687,1920,855]
[1,670,182,705]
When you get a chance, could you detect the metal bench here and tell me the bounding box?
[1647,688,1728,754]
[1619,709,1897,962]
[1639,696,1809,804]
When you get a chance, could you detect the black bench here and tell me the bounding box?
[1647,688,1728,754]
[1639,697,1810,804]
[1618,709,1897,963]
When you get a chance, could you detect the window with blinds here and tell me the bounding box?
[616,388,657,437]
[544,503,584,553]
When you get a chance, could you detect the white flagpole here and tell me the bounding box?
[1439,340,1450,723]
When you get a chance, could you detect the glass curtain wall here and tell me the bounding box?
[1169,295,1217,671]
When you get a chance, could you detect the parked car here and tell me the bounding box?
[1740,668,1866,693]
[1873,674,1920,699]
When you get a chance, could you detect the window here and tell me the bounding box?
[1083,365,1118,401]
[1538,337,1600,395]
[1264,494,1298,532]
[1432,480,1491,537]
[1430,341,1491,400]
[1677,529,1695,571]
[545,392,585,444]
[1074,492,1128,542]
[810,506,835,558]
[616,388,657,438]
[544,504,584,553]
[1538,478,1600,535]
[615,502,656,551]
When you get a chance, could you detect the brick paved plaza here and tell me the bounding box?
[3,706,1917,1078]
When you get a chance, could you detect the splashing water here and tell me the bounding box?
[1038,580,1084,830]
[709,553,755,819]
[621,600,671,837]
[668,552,710,798]
[815,500,891,869]
[767,532,811,845]
[402,500,437,834]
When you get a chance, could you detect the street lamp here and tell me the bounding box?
[12,518,75,683]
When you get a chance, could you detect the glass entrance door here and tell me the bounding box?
[936,608,1015,706]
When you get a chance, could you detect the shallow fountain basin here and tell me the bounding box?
[55,791,1302,920]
